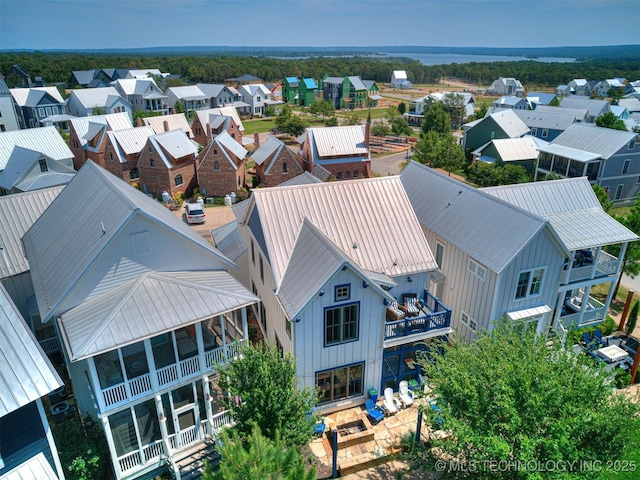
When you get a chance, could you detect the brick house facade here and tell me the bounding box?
[253,136,306,187]
[196,130,247,197]
[192,107,244,146]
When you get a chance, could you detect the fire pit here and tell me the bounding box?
[332,415,375,449]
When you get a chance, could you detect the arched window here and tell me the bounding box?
[130,168,139,180]
[214,161,220,171]
[283,162,288,173]
[345,171,351,179]
[353,170,359,178]
[174,174,183,186]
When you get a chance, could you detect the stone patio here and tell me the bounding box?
[308,396,433,478]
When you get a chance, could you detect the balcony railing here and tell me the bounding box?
[101,341,244,409]
[560,250,619,284]
[38,335,61,355]
[384,290,451,340]
[560,295,607,328]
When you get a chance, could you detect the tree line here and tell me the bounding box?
[1,51,638,88]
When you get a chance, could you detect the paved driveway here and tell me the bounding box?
[371,150,411,176]
[172,204,236,241]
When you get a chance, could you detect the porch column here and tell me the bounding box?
[617,243,629,274]
[155,395,172,455]
[37,398,66,480]
[102,416,123,479]
[565,159,571,177]
[591,248,602,278]
[144,339,159,391]
[203,376,214,434]
[241,307,249,340]
[195,322,207,372]
[219,314,227,349]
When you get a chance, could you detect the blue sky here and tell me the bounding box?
[1,0,639,51]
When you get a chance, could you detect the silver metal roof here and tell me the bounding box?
[14,172,75,192]
[491,137,540,162]
[59,270,258,361]
[23,161,236,322]
[143,113,193,138]
[69,86,122,109]
[0,126,72,171]
[10,87,64,107]
[534,105,589,122]
[482,177,639,250]
[560,96,609,118]
[488,109,530,138]
[401,162,555,274]
[0,284,62,416]
[251,135,282,166]
[0,452,60,480]
[347,76,367,91]
[166,85,207,100]
[194,106,244,133]
[150,129,197,167]
[538,143,600,162]
[549,123,636,159]
[211,222,247,262]
[70,112,132,147]
[276,219,391,319]
[0,186,62,279]
[307,125,369,157]
[214,130,248,166]
[108,126,155,157]
[279,171,323,187]
[249,176,437,287]
[513,109,577,130]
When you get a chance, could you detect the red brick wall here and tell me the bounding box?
[196,144,245,197]
[192,116,207,146]
[68,127,87,170]
[137,141,196,198]
[257,147,305,187]
[321,160,370,180]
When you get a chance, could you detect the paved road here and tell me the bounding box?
[371,150,412,176]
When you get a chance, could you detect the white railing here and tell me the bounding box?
[560,296,606,327]
[118,450,141,473]
[205,340,244,369]
[39,336,60,354]
[180,356,200,378]
[596,251,618,275]
[157,364,179,387]
[129,374,153,397]
[103,383,128,407]
[179,425,199,447]
[210,410,234,430]
[117,440,165,474]
[142,440,165,462]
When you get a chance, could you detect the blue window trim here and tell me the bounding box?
[334,283,351,302]
[315,360,365,405]
[323,301,360,347]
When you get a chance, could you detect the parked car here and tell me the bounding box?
[185,203,206,224]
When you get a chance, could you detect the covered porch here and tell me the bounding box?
[535,145,601,181]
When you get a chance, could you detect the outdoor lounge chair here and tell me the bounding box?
[398,380,415,408]
[402,294,422,317]
[365,399,385,424]
[582,332,595,349]
[593,329,608,347]
[386,300,405,321]
[383,387,401,414]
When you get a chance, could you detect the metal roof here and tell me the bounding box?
[211,222,247,262]
[108,126,155,157]
[194,106,244,133]
[69,87,122,109]
[483,177,639,250]
[307,125,369,158]
[537,143,600,162]
[59,270,258,361]
[303,78,317,89]
[10,87,64,107]
[214,130,248,165]
[70,112,132,147]
[0,78,10,94]
[276,219,391,319]
[14,172,75,192]
[393,70,407,79]
[526,92,556,105]
[23,161,236,322]
[401,162,554,274]
[251,135,283,166]
[560,96,609,118]
[0,186,62,279]
[143,113,193,138]
[513,109,576,130]
[113,78,161,96]
[0,452,60,480]
[196,83,226,98]
[167,85,207,101]
[149,129,198,168]
[488,109,530,138]
[279,171,323,187]
[490,137,540,162]
[0,126,72,171]
[249,176,437,287]
[494,96,526,106]
[0,284,62,416]
[548,123,636,159]
[347,76,367,90]
[534,105,589,122]
[285,77,299,87]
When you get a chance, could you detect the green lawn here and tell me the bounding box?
[243,118,277,135]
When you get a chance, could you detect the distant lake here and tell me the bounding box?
[382,52,576,65]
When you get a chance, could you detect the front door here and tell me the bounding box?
[171,384,201,449]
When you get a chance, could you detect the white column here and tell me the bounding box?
[37,398,66,480]
[144,339,159,391]
[102,416,123,479]
[155,395,171,455]
[241,307,249,340]
[203,376,214,435]
[195,322,207,372]
[88,358,106,412]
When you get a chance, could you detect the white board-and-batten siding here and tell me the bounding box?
[294,268,385,411]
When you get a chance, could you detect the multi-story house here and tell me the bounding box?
[461,109,530,155]
[391,70,412,89]
[0,284,66,480]
[112,79,169,116]
[559,96,610,123]
[535,124,640,204]
[23,162,259,480]
[136,129,198,199]
[165,86,209,118]
[407,92,475,126]
[195,130,247,198]
[236,176,451,408]
[282,77,318,106]
[321,75,369,110]
[0,126,75,195]
[192,107,244,146]
[487,77,525,97]
[401,162,637,345]
[513,109,577,142]
[298,124,371,180]
[491,95,530,111]
[68,112,133,170]
[9,86,66,128]
[238,84,272,117]
[104,126,156,182]
[251,135,306,187]
[0,79,21,132]
[142,113,194,139]
[66,87,133,119]
[196,84,241,109]
[593,79,627,98]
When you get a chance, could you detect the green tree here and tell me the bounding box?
[421,102,450,136]
[371,122,391,137]
[498,164,530,185]
[217,341,316,447]
[264,105,276,117]
[595,111,628,131]
[397,101,407,115]
[609,197,640,297]
[174,101,185,114]
[410,320,640,480]
[385,105,400,122]
[592,184,613,213]
[343,112,361,126]
[441,92,465,128]
[626,300,639,335]
[203,424,316,480]
[412,130,441,167]
[275,103,294,131]
[435,133,466,175]
[466,161,500,187]
[549,96,560,106]
[91,106,106,115]
[390,116,413,136]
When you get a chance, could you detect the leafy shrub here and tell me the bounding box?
[52,416,110,480]
[615,369,632,389]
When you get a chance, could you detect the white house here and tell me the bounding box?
[236,177,452,410]
[112,79,168,115]
[239,84,272,116]
[487,77,525,97]
[66,87,133,119]
[391,70,412,89]
[0,79,22,132]
[23,161,259,480]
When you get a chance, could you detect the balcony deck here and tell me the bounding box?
[561,250,619,285]
[384,290,451,342]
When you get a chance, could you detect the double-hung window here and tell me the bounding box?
[468,259,486,281]
[515,268,544,299]
[325,303,359,346]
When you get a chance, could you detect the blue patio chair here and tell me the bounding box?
[307,411,325,437]
[582,332,594,349]
[593,329,608,347]
[429,400,444,428]
[365,399,385,424]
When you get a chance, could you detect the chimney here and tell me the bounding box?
[254,132,260,148]
[206,123,211,140]
[365,122,370,150]
[136,116,144,127]
[163,120,169,132]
